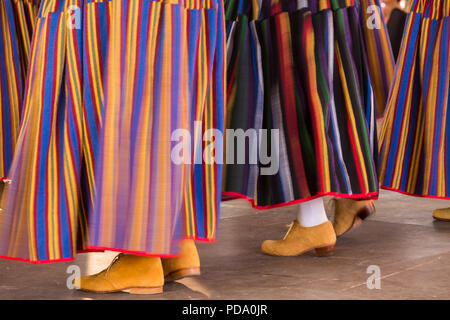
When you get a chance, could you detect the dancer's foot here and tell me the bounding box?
[77,254,164,294]
[261,221,336,257]
[432,208,450,222]
[162,240,201,282]
[333,199,375,237]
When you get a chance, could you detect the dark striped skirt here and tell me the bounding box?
[379,0,450,199]
[223,0,394,209]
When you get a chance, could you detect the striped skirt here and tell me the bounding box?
[0,0,225,263]
[0,0,39,180]
[223,0,394,209]
[379,0,450,199]
[90,0,225,256]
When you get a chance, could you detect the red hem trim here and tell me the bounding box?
[0,240,217,264]
[182,236,216,243]
[84,246,179,258]
[0,249,104,264]
[381,186,450,200]
[0,255,75,264]
[77,249,104,254]
[221,191,379,210]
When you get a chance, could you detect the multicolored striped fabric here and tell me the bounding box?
[223,0,394,209]
[0,0,110,263]
[379,0,450,199]
[90,0,225,255]
[0,0,224,263]
[0,0,40,180]
[359,0,395,116]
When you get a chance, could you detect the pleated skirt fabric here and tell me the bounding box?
[0,0,40,180]
[223,0,394,209]
[90,0,225,256]
[0,0,225,263]
[379,0,450,199]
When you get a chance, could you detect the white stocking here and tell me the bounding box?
[296,198,329,227]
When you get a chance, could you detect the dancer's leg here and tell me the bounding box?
[297,198,329,227]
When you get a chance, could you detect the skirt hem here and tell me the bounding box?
[380,186,450,200]
[222,191,379,210]
[0,238,217,264]
[0,255,75,265]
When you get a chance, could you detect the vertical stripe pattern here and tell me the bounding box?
[0,0,110,263]
[379,0,450,199]
[0,0,40,180]
[223,0,394,209]
[90,0,225,255]
[0,0,224,263]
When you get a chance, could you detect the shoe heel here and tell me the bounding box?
[123,286,163,295]
[315,244,335,256]
[357,203,375,220]
[165,267,201,282]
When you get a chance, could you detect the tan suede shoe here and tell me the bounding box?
[333,199,375,237]
[433,208,450,222]
[261,221,336,257]
[78,254,164,294]
[161,240,201,282]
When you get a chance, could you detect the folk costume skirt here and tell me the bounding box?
[0,0,225,263]
[379,0,450,199]
[0,0,40,180]
[223,0,394,209]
